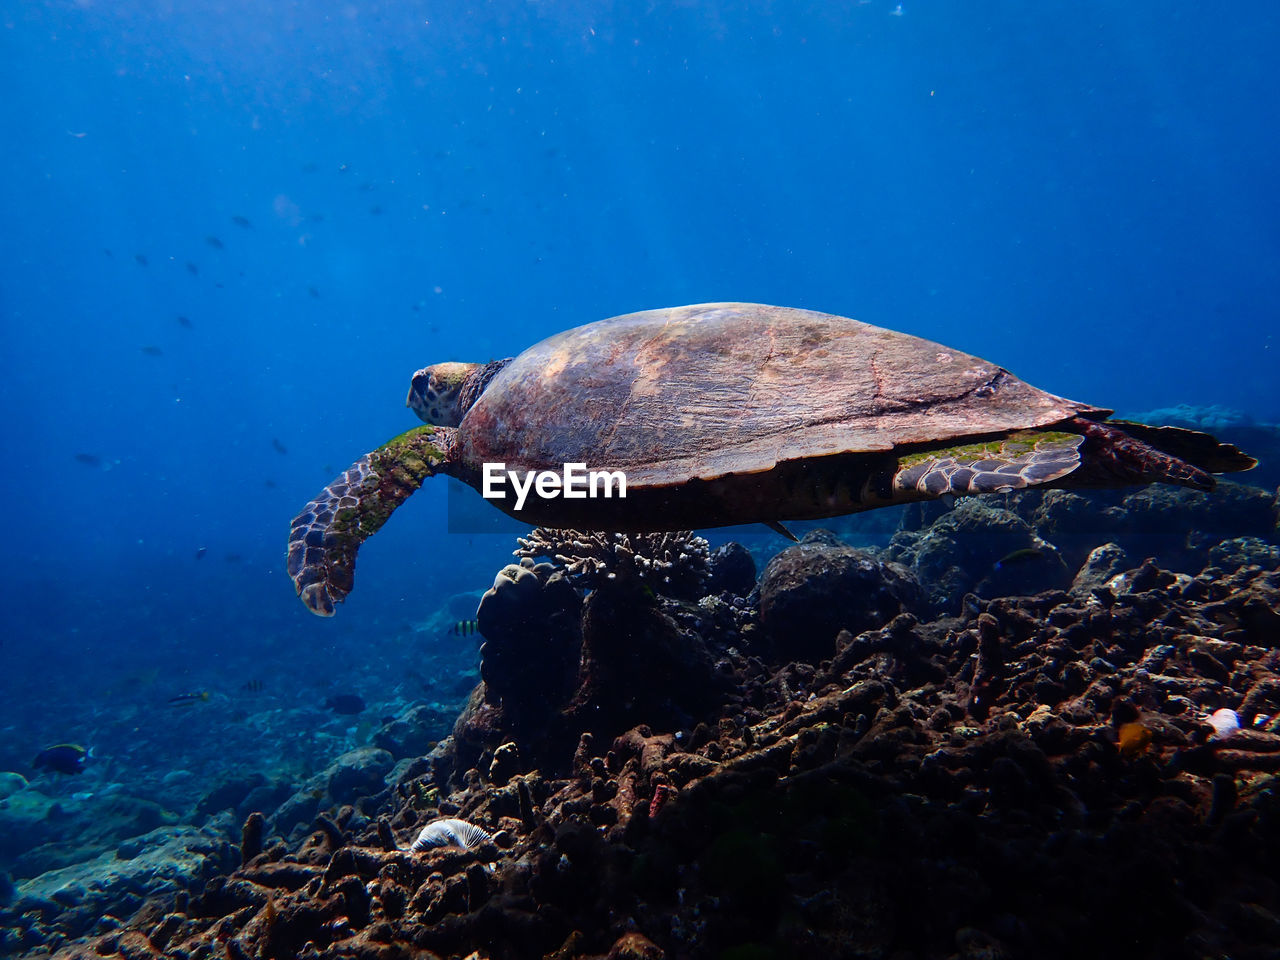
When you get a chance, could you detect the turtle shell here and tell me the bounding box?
[455,303,1107,487]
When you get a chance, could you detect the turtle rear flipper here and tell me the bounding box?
[1067,418,1222,491]
[892,433,1084,498]
[1106,420,1257,474]
[287,427,450,616]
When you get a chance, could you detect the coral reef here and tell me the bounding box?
[515,528,711,600]
[3,820,236,951]
[10,485,1280,960]
[442,531,732,789]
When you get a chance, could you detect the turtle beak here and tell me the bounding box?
[406,375,426,418]
[407,370,427,406]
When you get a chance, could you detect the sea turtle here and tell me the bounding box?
[288,303,1254,616]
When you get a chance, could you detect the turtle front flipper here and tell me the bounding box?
[287,426,451,616]
[892,432,1084,498]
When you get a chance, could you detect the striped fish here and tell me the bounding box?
[450,620,479,637]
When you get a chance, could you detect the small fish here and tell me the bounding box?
[1117,721,1153,758]
[450,620,480,637]
[224,553,243,564]
[141,345,163,357]
[185,261,199,275]
[264,479,277,488]
[176,315,192,328]
[272,438,288,455]
[205,235,224,249]
[231,215,252,228]
[134,253,148,266]
[967,676,998,721]
[325,694,366,715]
[242,679,264,694]
[369,205,384,216]
[169,691,211,706]
[74,453,101,467]
[994,548,1045,571]
[195,546,208,560]
[33,744,91,775]
[308,286,320,299]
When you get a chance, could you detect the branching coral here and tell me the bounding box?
[514,527,711,598]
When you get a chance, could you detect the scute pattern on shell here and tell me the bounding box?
[457,303,1104,486]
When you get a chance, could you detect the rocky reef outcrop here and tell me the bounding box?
[443,531,733,792]
[759,529,920,661]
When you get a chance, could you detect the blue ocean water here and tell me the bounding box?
[1,0,1276,819]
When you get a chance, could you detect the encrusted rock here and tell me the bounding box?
[1207,536,1280,573]
[608,931,666,959]
[272,747,394,838]
[476,561,581,725]
[761,529,920,661]
[373,703,452,760]
[1070,542,1131,596]
[888,500,1068,614]
[707,541,757,597]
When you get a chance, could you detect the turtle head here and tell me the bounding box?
[407,362,480,426]
[407,359,513,426]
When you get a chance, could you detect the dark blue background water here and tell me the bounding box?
[2,2,1277,765]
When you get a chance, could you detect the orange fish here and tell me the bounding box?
[1118,721,1152,758]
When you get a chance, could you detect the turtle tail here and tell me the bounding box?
[287,426,449,616]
